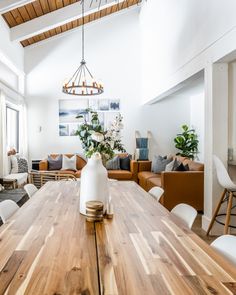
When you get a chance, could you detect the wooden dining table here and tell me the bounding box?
[0,181,236,295]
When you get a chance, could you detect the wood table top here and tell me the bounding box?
[0,181,236,295]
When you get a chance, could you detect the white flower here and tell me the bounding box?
[110,141,115,149]
[91,132,104,142]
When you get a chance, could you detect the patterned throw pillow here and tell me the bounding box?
[17,158,28,173]
[173,162,190,171]
[106,156,120,170]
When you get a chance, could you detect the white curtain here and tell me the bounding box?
[0,91,8,177]
[19,100,28,159]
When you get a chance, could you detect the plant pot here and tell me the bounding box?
[80,152,109,215]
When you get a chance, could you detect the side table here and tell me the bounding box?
[0,178,17,189]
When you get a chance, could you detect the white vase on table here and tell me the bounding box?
[80,152,109,215]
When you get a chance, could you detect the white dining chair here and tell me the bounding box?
[0,200,19,224]
[171,203,197,229]
[24,184,38,198]
[211,235,236,266]
[207,155,236,235]
[148,187,164,202]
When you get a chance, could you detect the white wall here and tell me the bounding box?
[0,16,24,75]
[25,10,193,161]
[0,60,18,90]
[140,0,236,104]
[190,93,205,162]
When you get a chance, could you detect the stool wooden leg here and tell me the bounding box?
[206,189,227,236]
[224,192,233,235]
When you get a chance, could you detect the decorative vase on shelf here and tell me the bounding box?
[80,152,109,215]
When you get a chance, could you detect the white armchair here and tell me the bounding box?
[3,156,28,188]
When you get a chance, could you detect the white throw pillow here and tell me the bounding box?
[61,155,77,170]
[165,159,175,172]
[10,155,18,173]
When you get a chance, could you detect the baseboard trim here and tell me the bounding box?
[202,215,210,232]
[202,214,225,235]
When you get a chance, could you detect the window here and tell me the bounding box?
[6,106,19,152]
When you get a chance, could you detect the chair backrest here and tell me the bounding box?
[24,184,38,198]
[0,200,19,223]
[171,203,197,229]
[211,235,236,266]
[213,155,236,190]
[148,187,164,202]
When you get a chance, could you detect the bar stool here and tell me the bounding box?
[207,155,236,235]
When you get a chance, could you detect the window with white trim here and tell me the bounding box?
[6,105,19,152]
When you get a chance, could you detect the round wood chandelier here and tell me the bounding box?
[62,0,104,96]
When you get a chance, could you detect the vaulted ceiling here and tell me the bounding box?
[0,0,142,47]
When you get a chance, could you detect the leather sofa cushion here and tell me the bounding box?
[75,171,81,178]
[138,171,157,181]
[108,170,132,180]
[146,176,162,191]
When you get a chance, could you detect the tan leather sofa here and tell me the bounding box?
[39,154,139,182]
[138,156,204,211]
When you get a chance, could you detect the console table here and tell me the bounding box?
[0,181,236,294]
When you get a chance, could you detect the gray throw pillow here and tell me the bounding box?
[152,155,172,173]
[48,155,62,170]
[106,156,120,170]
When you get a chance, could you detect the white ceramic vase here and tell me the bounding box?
[80,152,109,215]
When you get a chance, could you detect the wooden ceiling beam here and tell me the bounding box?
[0,0,35,14]
[10,0,126,42]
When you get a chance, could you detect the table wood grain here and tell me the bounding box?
[0,181,99,295]
[0,181,236,295]
[96,182,236,295]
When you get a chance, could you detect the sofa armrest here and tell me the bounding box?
[130,160,139,182]
[138,161,152,172]
[161,171,204,211]
[39,159,48,171]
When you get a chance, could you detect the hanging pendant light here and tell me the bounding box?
[62,0,104,96]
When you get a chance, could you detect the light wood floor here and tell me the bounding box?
[192,214,217,244]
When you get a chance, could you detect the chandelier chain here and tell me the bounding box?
[82,0,85,61]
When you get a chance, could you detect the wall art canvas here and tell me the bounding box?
[109,100,120,110]
[59,99,120,136]
[59,99,88,123]
[59,124,69,136]
[99,99,110,111]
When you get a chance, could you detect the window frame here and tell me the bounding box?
[6,104,20,153]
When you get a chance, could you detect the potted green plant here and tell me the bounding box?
[76,108,126,164]
[174,125,199,160]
